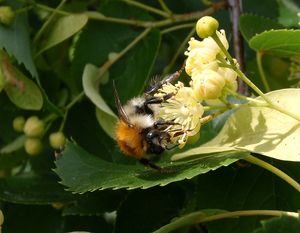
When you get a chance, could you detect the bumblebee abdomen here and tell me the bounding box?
[115,120,146,158]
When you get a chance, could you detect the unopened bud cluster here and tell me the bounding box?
[185,17,238,101]
[12,115,66,155]
[154,16,238,147]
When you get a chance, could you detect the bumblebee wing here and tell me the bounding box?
[112,80,133,127]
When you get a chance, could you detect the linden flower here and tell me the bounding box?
[154,82,204,147]
[192,69,225,100]
[185,30,229,77]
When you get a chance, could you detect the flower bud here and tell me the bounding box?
[24,138,43,156]
[192,70,225,100]
[12,116,26,132]
[0,6,15,26]
[23,116,45,137]
[49,131,66,149]
[196,16,219,39]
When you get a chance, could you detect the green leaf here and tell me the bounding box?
[37,14,88,56]
[54,142,248,192]
[82,64,117,139]
[4,66,43,110]
[72,3,160,103]
[0,173,76,204]
[0,1,37,77]
[249,29,300,57]
[0,135,25,154]
[252,216,300,233]
[173,89,300,162]
[277,0,300,28]
[239,14,283,41]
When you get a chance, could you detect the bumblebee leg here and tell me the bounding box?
[139,158,175,173]
[145,61,185,95]
[163,61,186,84]
[145,92,174,105]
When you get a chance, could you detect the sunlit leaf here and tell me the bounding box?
[173,89,300,162]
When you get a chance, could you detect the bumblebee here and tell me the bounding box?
[114,65,184,171]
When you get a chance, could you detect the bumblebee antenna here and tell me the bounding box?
[112,80,133,127]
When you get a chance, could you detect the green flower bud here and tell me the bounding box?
[49,132,66,149]
[0,6,15,26]
[196,16,219,39]
[23,116,45,137]
[24,138,43,156]
[12,116,26,132]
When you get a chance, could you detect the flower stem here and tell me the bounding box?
[121,0,169,18]
[157,0,173,16]
[153,209,299,233]
[97,28,151,78]
[256,51,271,92]
[32,1,227,29]
[161,22,195,34]
[33,0,69,44]
[197,210,299,224]
[244,155,300,192]
[212,33,300,122]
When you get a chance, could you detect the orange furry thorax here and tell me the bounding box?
[115,120,146,159]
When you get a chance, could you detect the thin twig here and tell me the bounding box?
[121,0,169,18]
[157,0,173,16]
[227,0,249,95]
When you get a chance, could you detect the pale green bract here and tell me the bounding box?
[172,89,300,162]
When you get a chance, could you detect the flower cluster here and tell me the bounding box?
[185,31,238,100]
[154,16,239,147]
[154,82,203,147]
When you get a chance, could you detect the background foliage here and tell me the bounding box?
[0,0,299,232]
